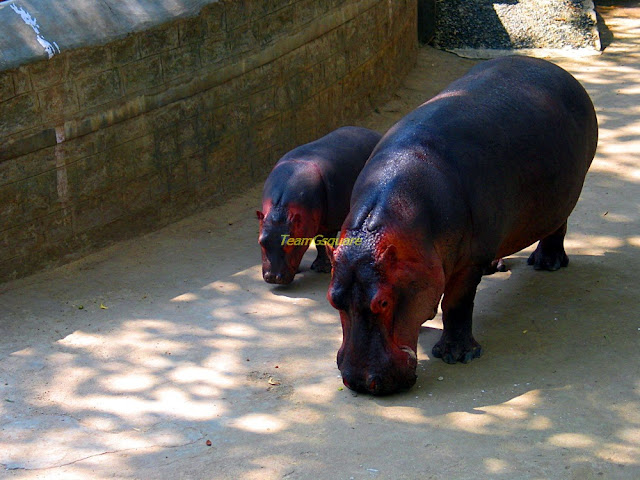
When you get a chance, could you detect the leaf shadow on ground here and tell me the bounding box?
[1,15,640,478]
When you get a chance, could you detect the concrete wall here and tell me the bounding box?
[0,0,418,282]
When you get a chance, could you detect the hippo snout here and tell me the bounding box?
[341,367,417,396]
[340,372,386,395]
[263,271,294,285]
[338,347,418,395]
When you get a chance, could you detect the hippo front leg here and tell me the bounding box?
[310,233,336,273]
[432,265,484,364]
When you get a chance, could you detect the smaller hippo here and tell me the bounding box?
[258,126,381,284]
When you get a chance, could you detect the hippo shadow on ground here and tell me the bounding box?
[358,249,638,480]
[268,247,333,300]
[402,249,634,413]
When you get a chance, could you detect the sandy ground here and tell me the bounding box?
[1,5,639,480]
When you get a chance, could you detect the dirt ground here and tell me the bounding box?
[1,4,639,480]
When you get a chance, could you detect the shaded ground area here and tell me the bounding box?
[1,5,639,480]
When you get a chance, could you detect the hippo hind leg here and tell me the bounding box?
[528,221,569,271]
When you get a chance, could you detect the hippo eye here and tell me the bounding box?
[328,284,348,310]
[381,300,388,308]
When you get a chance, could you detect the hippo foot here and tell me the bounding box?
[432,337,483,364]
[310,257,332,273]
[527,247,569,271]
[483,258,507,275]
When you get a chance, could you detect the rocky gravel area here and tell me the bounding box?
[434,0,601,54]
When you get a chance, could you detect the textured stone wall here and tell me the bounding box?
[0,0,418,281]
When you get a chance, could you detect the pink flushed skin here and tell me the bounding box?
[257,126,382,285]
[328,228,445,395]
[258,201,323,285]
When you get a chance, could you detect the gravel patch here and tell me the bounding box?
[433,0,601,57]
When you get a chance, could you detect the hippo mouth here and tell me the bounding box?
[262,256,298,285]
[399,345,418,364]
[338,341,418,396]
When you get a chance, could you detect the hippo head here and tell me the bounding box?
[257,202,321,285]
[327,229,445,395]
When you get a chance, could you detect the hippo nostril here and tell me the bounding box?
[265,272,291,284]
[264,272,276,283]
[366,374,382,394]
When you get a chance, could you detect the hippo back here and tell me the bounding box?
[274,126,381,230]
[358,56,598,261]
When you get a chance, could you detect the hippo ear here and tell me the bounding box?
[256,211,264,221]
[325,243,335,266]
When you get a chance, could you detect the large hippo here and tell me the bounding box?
[327,56,598,395]
[258,126,381,284]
